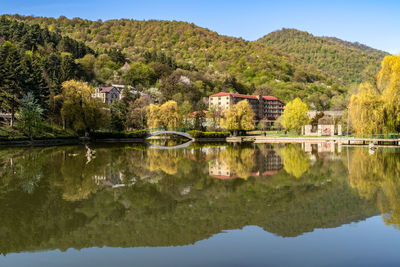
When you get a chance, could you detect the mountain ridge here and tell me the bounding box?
[259,28,388,84]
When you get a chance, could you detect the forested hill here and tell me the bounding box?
[2,14,351,110]
[259,28,389,84]
[1,15,386,110]
[3,14,330,85]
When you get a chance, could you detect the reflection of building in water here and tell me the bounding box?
[303,142,343,160]
[209,148,283,179]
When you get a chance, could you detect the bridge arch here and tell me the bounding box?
[145,131,193,140]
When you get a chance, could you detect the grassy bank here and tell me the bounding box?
[0,124,78,141]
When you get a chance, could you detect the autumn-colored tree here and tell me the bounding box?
[349,54,400,134]
[221,100,255,135]
[160,100,181,128]
[58,80,109,135]
[146,104,162,129]
[379,54,400,132]
[146,100,181,129]
[281,98,309,134]
[349,83,385,135]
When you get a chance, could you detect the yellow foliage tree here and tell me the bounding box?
[281,98,309,134]
[159,100,181,128]
[146,104,162,129]
[146,100,181,129]
[58,80,109,135]
[349,83,386,135]
[379,54,400,132]
[221,100,255,135]
[350,54,400,134]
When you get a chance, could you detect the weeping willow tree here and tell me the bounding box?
[349,54,400,134]
[221,100,255,135]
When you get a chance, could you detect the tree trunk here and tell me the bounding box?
[10,106,15,128]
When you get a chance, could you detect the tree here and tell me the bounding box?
[0,41,24,127]
[122,62,156,87]
[127,96,151,129]
[146,104,162,129]
[379,54,400,132]
[349,54,400,135]
[58,80,109,135]
[281,98,309,134]
[159,100,181,128]
[193,111,206,131]
[146,100,181,129]
[221,100,255,135]
[349,83,385,135]
[17,92,44,139]
[110,100,126,131]
[206,106,222,131]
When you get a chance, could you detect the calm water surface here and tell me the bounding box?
[1,142,400,266]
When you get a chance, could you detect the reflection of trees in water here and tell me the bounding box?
[279,144,311,178]
[349,148,400,228]
[0,144,380,254]
[209,145,284,179]
[145,149,182,175]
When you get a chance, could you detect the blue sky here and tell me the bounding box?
[1,0,399,54]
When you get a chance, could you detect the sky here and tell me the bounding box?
[1,0,399,54]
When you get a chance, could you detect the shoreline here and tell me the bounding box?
[1,136,399,147]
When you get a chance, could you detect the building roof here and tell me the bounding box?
[184,110,208,118]
[210,92,285,104]
[210,92,258,100]
[97,86,119,93]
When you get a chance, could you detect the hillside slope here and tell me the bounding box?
[259,28,388,84]
[3,15,386,110]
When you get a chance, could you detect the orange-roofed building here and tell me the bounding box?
[208,92,285,122]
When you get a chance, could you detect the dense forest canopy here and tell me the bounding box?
[0,14,370,110]
[259,28,389,85]
[0,14,392,129]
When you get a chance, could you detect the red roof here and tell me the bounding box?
[210,92,285,103]
[97,86,118,93]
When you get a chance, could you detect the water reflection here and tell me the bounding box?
[348,147,400,228]
[1,143,397,255]
[209,145,283,179]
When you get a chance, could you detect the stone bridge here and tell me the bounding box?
[146,131,193,140]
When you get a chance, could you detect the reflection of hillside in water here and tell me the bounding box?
[0,144,381,254]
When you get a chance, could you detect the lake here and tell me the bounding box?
[1,142,400,267]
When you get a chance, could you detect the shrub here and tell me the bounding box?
[90,130,149,139]
[187,130,230,138]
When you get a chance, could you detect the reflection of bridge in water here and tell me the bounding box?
[146,140,193,150]
[145,130,193,149]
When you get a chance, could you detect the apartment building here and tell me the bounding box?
[209,92,285,121]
